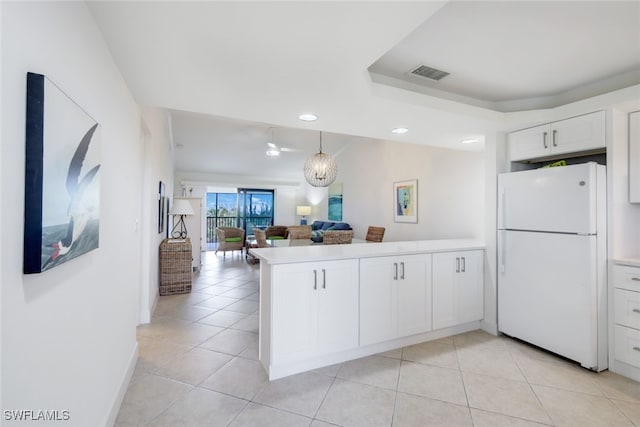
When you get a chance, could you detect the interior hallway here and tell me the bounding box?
[115,251,640,426]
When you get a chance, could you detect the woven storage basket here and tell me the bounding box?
[159,238,192,295]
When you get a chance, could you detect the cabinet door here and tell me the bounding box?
[551,111,605,156]
[271,263,318,364]
[360,257,396,346]
[630,111,640,203]
[508,124,550,161]
[433,251,484,330]
[317,260,359,355]
[432,252,457,330]
[455,251,484,325]
[397,254,431,337]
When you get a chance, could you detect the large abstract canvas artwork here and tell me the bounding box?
[328,182,343,221]
[24,72,101,274]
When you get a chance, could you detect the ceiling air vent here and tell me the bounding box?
[410,65,449,81]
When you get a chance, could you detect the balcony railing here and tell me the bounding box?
[206,216,273,243]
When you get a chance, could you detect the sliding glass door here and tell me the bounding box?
[206,189,275,245]
[237,188,275,236]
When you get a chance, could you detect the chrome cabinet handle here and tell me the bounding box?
[543,131,548,149]
[313,269,317,290]
[456,257,460,273]
[633,347,640,352]
[400,262,405,280]
[552,129,558,147]
[322,269,326,289]
[632,308,640,314]
[394,262,398,280]
[631,277,640,282]
[461,257,466,273]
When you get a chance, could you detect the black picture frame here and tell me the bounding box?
[158,181,165,233]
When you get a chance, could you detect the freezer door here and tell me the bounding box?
[498,163,600,234]
[498,230,600,369]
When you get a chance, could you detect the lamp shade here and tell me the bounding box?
[296,205,311,216]
[169,199,194,216]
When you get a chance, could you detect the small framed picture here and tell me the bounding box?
[158,181,165,233]
[394,179,418,223]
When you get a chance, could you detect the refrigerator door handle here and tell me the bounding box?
[499,231,506,273]
[500,189,506,228]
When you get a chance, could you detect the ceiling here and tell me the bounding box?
[88,1,640,181]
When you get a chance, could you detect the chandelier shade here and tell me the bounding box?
[303,132,338,187]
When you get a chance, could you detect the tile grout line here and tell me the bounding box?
[451,336,477,426]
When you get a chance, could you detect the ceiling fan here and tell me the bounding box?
[265,128,299,157]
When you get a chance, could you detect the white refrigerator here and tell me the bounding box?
[497,162,607,371]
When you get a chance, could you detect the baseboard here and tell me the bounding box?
[480,319,498,336]
[104,341,138,427]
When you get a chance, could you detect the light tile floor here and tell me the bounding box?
[116,251,640,426]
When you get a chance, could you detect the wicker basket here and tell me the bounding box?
[159,238,192,295]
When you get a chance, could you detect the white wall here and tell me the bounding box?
[2,3,141,425]
[481,133,507,335]
[175,171,301,226]
[608,109,640,259]
[336,139,485,241]
[139,108,174,324]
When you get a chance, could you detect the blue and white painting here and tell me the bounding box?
[328,182,343,221]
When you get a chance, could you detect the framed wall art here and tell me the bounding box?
[158,181,165,234]
[24,72,101,274]
[394,179,417,223]
[328,182,343,221]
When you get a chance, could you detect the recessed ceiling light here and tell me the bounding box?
[265,149,280,157]
[461,139,479,144]
[299,113,318,122]
[392,127,409,134]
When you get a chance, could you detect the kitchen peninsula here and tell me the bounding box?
[250,238,485,380]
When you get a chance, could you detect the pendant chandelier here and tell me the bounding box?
[304,131,338,187]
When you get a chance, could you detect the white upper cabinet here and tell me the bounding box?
[630,111,640,203]
[508,111,605,162]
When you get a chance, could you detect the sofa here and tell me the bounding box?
[310,220,352,243]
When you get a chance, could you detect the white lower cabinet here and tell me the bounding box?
[610,262,640,380]
[360,254,432,346]
[432,250,484,330]
[271,259,359,365]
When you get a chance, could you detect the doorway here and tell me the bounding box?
[206,189,275,249]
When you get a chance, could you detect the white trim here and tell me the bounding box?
[104,342,138,427]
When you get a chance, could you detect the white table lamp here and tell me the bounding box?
[169,199,195,239]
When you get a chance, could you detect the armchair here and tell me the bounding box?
[287,225,312,239]
[265,225,288,240]
[323,230,354,245]
[215,227,245,257]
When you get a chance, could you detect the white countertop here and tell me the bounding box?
[249,238,485,264]
[612,258,640,268]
